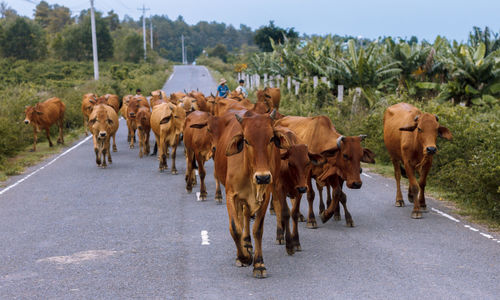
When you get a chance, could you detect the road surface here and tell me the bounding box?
[0,65,498,299]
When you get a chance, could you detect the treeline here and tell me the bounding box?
[0,1,256,63]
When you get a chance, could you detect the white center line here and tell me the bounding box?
[201,230,210,245]
[431,207,460,223]
[464,225,479,232]
[361,173,373,178]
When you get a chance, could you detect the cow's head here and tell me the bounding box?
[226,110,291,197]
[24,105,37,124]
[136,108,150,130]
[89,105,114,140]
[321,135,375,189]
[399,113,452,155]
[127,97,143,119]
[83,94,97,115]
[281,143,325,194]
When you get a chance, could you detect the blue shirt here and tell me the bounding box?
[217,84,229,98]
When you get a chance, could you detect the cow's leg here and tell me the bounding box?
[106,138,112,164]
[112,133,117,152]
[317,182,325,214]
[185,148,195,193]
[138,129,144,158]
[306,177,317,229]
[272,189,284,245]
[273,188,293,255]
[392,159,404,207]
[129,128,135,149]
[84,116,88,136]
[268,198,275,215]
[57,118,64,144]
[242,204,253,256]
[252,192,270,278]
[145,131,150,155]
[45,128,53,147]
[215,178,223,204]
[159,135,167,171]
[197,154,207,201]
[337,188,354,227]
[403,160,421,219]
[31,128,38,151]
[227,193,252,267]
[417,167,431,213]
[170,135,179,175]
[151,141,157,156]
[290,195,302,251]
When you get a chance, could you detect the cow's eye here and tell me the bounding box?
[343,154,349,160]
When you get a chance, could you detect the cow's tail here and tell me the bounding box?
[400,163,407,179]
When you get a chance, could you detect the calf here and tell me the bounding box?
[384,103,452,218]
[126,96,150,149]
[24,97,66,151]
[88,104,119,167]
[81,93,97,136]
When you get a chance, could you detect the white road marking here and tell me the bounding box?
[0,135,92,196]
[37,250,118,264]
[431,207,460,222]
[362,172,373,178]
[196,192,202,201]
[195,170,199,176]
[464,225,479,232]
[479,233,494,239]
[201,230,210,245]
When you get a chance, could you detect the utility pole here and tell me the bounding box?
[138,4,150,61]
[90,0,99,80]
[181,34,185,64]
[150,16,153,50]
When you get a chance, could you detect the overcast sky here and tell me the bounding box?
[10,0,500,42]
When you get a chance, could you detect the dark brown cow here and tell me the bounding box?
[276,115,375,228]
[183,111,217,202]
[136,107,151,158]
[384,103,452,219]
[188,91,211,112]
[24,97,66,151]
[213,109,291,278]
[81,93,97,136]
[88,104,119,167]
[126,96,150,149]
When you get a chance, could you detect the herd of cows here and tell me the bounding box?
[22,88,452,278]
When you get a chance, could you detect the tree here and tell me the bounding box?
[34,1,72,34]
[0,17,46,60]
[0,1,17,20]
[254,21,298,52]
[114,30,144,62]
[207,44,228,62]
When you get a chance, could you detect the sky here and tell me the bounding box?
[9,0,500,42]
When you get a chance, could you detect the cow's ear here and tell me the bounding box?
[36,110,43,115]
[438,126,452,140]
[321,146,339,157]
[399,125,417,131]
[361,148,376,164]
[308,152,326,166]
[89,99,96,104]
[280,150,290,160]
[273,130,291,150]
[226,134,244,156]
[190,123,207,129]
[107,119,113,125]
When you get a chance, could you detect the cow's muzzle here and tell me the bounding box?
[255,174,271,185]
[129,112,136,118]
[348,181,362,189]
[297,186,307,194]
[99,131,107,138]
[24,120,29,124]
[426,146,437,154]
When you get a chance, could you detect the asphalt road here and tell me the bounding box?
[0,65,498,299]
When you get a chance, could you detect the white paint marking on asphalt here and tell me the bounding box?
[201,230,210,245]
[196,192,202,201]
[168,73,174,81]
[479,233,494,239]
[464,225,479,232]
[37,250,118,264]
[431,207,460,223]
[0,135,92,196]
[195,170,199,176]
[362,173,373,179]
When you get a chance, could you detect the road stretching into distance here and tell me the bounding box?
[0,65,498,299]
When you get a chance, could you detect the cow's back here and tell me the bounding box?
[105,94,120,113]
[39,98,65,126]
[383,103,422,160]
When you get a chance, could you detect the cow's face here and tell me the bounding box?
[89,108,113,140]
[24,105,35,124]
[127,97,142,119]
[282,144,324,194]
[399,113,452,155]
[326,136,375,189]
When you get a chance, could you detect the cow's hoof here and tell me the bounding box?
[215,197,223,204]
[171,169,178,175]
[306,220,317,229]
[319,212,327,223]
[298,214,306,222]
[253,267,267,279]
[113,146,117,152]
[235,256,252,267]
[286,246,295,256]
[420,206,428,213]
[199,193,207,201]
[408,196,414,203]
[130,145,134,149]
[395,200,405,207]
[334,214,341,221]
[345,219,355,227]
[411,211,422,219]
[269,208,275,215]
[186,187,192,194]
[275,238,285,245]
[293,244,302,252]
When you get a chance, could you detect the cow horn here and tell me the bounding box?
[270,109,277,120]
[336,136,345,149]
[359,134,367,141]
[235,114,243,123]
[434,114,439,122]
[414,115,420,122]
[210,92,214,97]
[183,89,187,94]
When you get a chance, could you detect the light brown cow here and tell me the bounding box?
[188,91,211,112]
[102,94,120,113]
[24,97,66,152]
[88,104,119,167]
[384,103,452,219]
[263,87,281,110]
[136,107,151,158]
[213,109,291,278]
[150,90,168,107]
[169,92,187,105]
[150,102,183,174]
[126,95,150,149]
[276,115,375,228]
[183,111,217,202]
[81,93,98,136]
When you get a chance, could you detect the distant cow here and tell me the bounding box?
[81,93,97,136]
[136,107,152,158]
[88,104,119,167]
[183,111,216,201]
[213,109,291,278]
[276,115,375,228]
[150,90,167,107]
[24,97,66,152]
[99,94,120,113]
[263,87,281,110]
[126,96,150,149]
[383,103,452,219]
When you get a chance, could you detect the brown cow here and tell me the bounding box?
[213,109,291,278]
[136,107,151,158]
[383,103,452,219]
[88,104,119,167]
[121,95,132,120]
[183,111,217,202]
[102,94,120,113]
[126,95,150,149]
[150,90,167,107]
[276,115,375,228]
[24,97,66,152]
[169,92,186,105]
[150,102,183,174]
[188,91,211,112]
[263,87,281,110]
[81,93,98,136]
